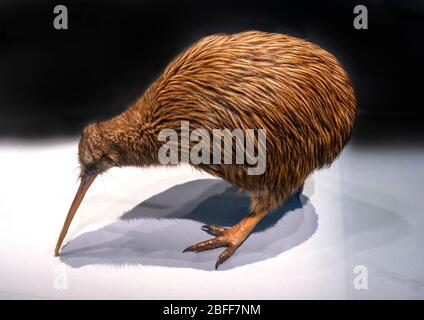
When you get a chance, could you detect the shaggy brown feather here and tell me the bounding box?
[79,31,356,214]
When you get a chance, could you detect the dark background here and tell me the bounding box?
[0,0,423,143]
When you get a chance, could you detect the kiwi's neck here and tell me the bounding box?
[98,110,161,169]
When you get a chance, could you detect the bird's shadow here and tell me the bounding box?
[60,179,318,270]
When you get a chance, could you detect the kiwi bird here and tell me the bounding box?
[54,31,356,269]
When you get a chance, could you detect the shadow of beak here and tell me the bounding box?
[54,173,97,256]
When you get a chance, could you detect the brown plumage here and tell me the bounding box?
[55,31,356,268]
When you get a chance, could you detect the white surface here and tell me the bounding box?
[0,139,423,299]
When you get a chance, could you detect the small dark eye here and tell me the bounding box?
[84,162,98,175]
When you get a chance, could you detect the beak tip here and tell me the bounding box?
[54,172,96,260]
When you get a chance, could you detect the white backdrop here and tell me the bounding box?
[0,139,422,299]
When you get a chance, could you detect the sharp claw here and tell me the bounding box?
[215,260,222,270]
[201,225,210,232]
[201,224,226,236]
[182,246,193,253]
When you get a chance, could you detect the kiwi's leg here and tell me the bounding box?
[183,209,268,269]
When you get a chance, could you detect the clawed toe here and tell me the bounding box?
[215,245,237,269]
[183,223,245,269]
[201,224,227,236]
[183,210,269,269]
[183,237,227,253]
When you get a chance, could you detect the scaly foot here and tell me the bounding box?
[183,222,253,269]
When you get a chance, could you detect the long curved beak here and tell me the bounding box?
[54,173,97,256]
